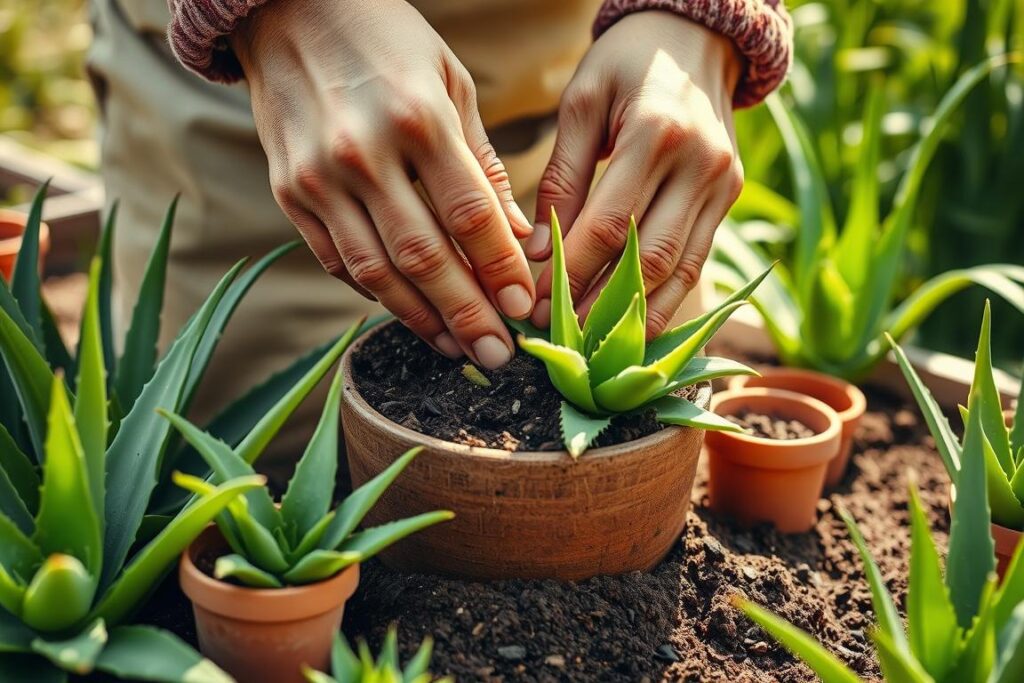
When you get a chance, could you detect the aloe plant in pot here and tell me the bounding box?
[167,341,453,683]
[302,627,451,683]
[340,211,770,581]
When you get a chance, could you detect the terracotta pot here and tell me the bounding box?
[950,484,1022,582]
[339,321,711,581]
[730,368,865,488]
[0,209,50,281]
[179,527,359,683]
[705,388,842,533]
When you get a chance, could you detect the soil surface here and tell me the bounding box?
[351,323,678,451]
[725,411,816,440]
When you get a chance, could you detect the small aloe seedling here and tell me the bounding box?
[166,361,453,588]
[890,301,1024,532]
[515,209,771,457]
[303,627,451,683]
[738,366,1024,682]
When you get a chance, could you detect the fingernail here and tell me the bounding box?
[525,222,550,258]
[472,335,512,370]
[434,332,463,359]
[497,284,533,319]
[531,298,551,327]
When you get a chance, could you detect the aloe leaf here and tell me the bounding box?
[92,474,264,626]
[289,511,335,564]
[170,473,246,556]
[503,315,549,342]
[839,507,911,654]
[886,334,962,477]
[517,336,598,413]
[547,208,584,354]
[30,619,106,675]
[650,395,744,432]
[1012,376,1024,455]
[973,303,1015,475]
[330,633,361,682]
[947,394,997,629]
[0,655,66,683]
[236,317,364,466]
[95,202,118,383]
[115,197,177,412]
[213,554,282,588]
[0,607,34,651]
[233,511,290,575]
[0,510,43,580]
[21,554,95,633]
[560,402,611,459]
[404,634,435,679]
[906,484,959,678]
[10,181,49,340]
[0,564,26,617]
[0,422,39,518]
[991,603,1024,683]
[280,364,343,541]
[0,469,32,536]
[836,84,884,295]
[804,259,855,363]
[0,298,56,457]
[319,447,423,551]
[100,260,243,593]
[871,629,934,683]
[73,259,108,525]
[33,377,101,580]
[738,599,860,683]
[654,357,758,400]
[282,549,360,585]
[39,302,72,378]
[582,216,645,355]
[335,511,454,565]
[645,301,748,383]
[378,627,399,670]
[302,668,337,683]
[989,440,1024,529]
[587,293,645,386]
[94,625,233,683]
[592,365,668,413]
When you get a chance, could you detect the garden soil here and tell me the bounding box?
[131,334,952,683]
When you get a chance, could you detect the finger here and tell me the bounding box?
[531,144,660,327]
[525,84,607,261]
[413,123,536,321]
[362,169,517,369]
[461,106,533,240]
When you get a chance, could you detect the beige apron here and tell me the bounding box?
[86,0,706,466]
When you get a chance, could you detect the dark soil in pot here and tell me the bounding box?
[725,411,817,440]
[351,323,687,451]
[126,353,952,683]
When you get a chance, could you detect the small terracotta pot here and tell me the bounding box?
[340,320,711,581]
[730,368,865,488]
[0,209,50,282]
[180,527,359,683]
[950,483,1022,581]
[705,388,842,533]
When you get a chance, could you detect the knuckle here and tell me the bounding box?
[646,307,672,337]
[327,130,372,179]
[445,192,497,241]
[588,212,630,255]
[701,140,735,178]
[292,161,327,201]
[675,253,705,292]
[559,83,598,126]
[445,296,489,330]
[400,304,436,332]
[319,255,348,280]
[392,233,449,281]
[346,250,393,291]
[536,156,578,204]
[726,162,745,203]
[475,142,511,191]
[651,117,693,155]
[639,237,679,285]
[475,247,521,280]
[388,91,439,147]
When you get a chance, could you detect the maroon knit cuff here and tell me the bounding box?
[593,0,793,108]
[168,0,268,83]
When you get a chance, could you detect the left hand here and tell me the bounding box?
[527,11,744,338]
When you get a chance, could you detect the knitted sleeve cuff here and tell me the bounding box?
[167,0,268,83]
[593,0,793,108]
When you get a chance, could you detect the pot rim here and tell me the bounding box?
[729,367,866,424]
[708,387,843,450]
[341,319,712,463]
[0,209,50,254]
[179,527,359,622]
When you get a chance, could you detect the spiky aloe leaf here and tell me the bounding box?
[94,625,233,683]
[971,302,1014,476]
[334,511,454,567]
[0,292,57,457]
[21,554,95,633]
[0,467,32,536]
[73,259,107,525]
[560,402,611,459]
[517,336,598,413]
[214,554,282,588]
[0,511,42,587]
[0,564,27,618]
[653,357,758,401]
[582,216,645,355]
[10,181,49,339]
[645,301,747,382]
[0,421,38,525]
[650,395,744,432]
[587,293,644,386]
[329,633,361,682]
[592,365,668,413]
[805,259,855,363]
[39,302,73,378]
[992,603,1024,683]
[95,202,118,383]
[547,208,584,354]
[282,549,360,585]
[871,629,933,683]
[0,606,34,652]
[115,197,177,412]
[30,618,106,675]
[288,511,335,565]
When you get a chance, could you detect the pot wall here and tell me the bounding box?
[0,209,50,281]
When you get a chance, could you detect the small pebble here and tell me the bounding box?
[512,399,521,415]
[498,645,526,661]
[741,566,759,580]
[703,537,725,560]
[750,641,769,654]
[544,655,566,667]
[654,644,680,662]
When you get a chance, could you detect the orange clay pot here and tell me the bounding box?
[705,388,842,533]
[730,368,865,489]
[339,320,712,581]
[0,209,50,282]
[180,527,359,683]
[991,522,1022,580]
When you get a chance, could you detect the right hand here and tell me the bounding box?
[232,0,535,369]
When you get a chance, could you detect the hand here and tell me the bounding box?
[232,0,535,369]
[526,11,744,338]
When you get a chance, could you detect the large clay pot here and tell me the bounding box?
[180,527,359,683]
[730,368,865,488]
[705,388,842,533]
[0,209,50,281]
[340,321,711,581]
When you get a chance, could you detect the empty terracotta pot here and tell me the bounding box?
[705,388,842,533]
[730,368,865,488]
[180,527,359,683]
[0,209,50,282]
[340,321,711,581]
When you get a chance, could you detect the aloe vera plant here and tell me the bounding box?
[513,209,767,458]
[166,358,453,588]
[738,366,1024,681]
[713,57,1024,380]
[890,301,1024,532]
[303,627,451,683]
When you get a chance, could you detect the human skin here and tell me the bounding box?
[232,1,742,366]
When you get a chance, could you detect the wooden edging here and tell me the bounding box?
[714,306,1021,411]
